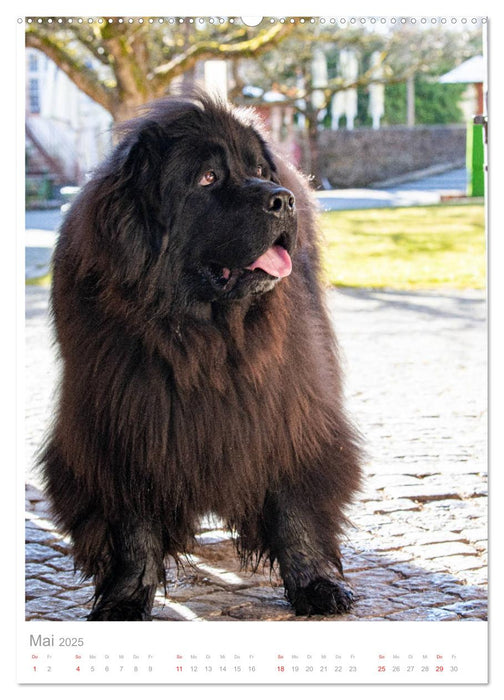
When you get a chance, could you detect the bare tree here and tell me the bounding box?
[26,17,296,122]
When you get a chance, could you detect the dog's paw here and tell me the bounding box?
[288,577,354,616]
[88,603,152,621]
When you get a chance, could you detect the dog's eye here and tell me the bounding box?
[256,165,264,177]
[199,170,217,186]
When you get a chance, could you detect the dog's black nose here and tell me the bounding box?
[266,188,295,216]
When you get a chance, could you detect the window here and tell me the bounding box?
[28,52,38,72]
[28,78,40,114]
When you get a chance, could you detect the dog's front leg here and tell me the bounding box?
[261,489,354,616]
[87,518,164,621]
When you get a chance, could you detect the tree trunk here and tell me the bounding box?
[306,108,323,189]
[113,99,145,124]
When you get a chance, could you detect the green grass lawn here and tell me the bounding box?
[26,272,52,287]
[319,203,486,289]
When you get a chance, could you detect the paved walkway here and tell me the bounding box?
[315,166,468,211]
[25,284,487,622]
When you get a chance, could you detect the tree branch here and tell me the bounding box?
[26,30,117,115]
[101,33,150,103]
[150,22,295,94]
[240,49,421,117]
[66,24,113,68]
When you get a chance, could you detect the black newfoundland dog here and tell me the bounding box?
[40,92,362,620]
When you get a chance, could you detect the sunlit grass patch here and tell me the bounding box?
[319,203,485,289]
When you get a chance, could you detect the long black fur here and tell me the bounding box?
[39,92,362,620]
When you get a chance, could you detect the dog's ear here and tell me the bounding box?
[86,120,171,281]
[118,121,168,187]
[113,120,170,245]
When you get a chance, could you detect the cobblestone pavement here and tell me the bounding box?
[25,285,487,622]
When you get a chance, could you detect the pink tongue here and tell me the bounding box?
[245,245,292,278]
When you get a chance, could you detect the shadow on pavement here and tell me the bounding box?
[335,287,486,325]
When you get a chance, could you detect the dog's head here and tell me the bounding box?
[88,93,299,305]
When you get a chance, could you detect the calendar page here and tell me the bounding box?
[17,2,490,689]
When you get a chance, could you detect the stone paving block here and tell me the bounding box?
[162,597,264,622]
[24,562,55,579]
[469,575,487,588]
[394,530,472,546]
[349,595,409,618]
[455,572,486,588]
[222,600,293,621]
[439,583,487,601]
[44,554,76,571]
[382,485,464,502]
[363,499,422,514]
[234,585,287,603]
[346,514,392,531]
[192,539,237,560]
[26,501,54,521]
[25,524,56,546]
[386,567,459,587]
[195,530,235,545]
[441,600,488,618]
[33,567,84,589]
[26,578,65,600]
[366,538,415,554]
[25,594,76,617]
[163,581,225,603]
[25,543,62,563]
[342,556,381,573]
[390,578,451,598]
[152,605,192,621]
[353,580,408,602]
[25,484,42,499]
[347,566,399,586]
[365,474,423,489]
[402,541,479,560]
[389,591,459,609]
[41,606,91,621]
[422,499,485,517]
[421,555,484,574]
[387,607,460,621]
[358,550,415,567]
[470,529,489,545]
[55,586,95,605]
[198,589,284,612]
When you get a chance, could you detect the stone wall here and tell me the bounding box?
[312,125,466,188]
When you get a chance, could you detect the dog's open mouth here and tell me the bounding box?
[203,236,293,295]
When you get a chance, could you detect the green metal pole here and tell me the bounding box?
[466,119,485,197]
